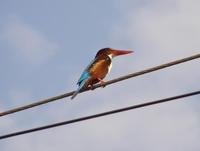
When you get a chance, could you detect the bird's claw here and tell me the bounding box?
[97,78,106,88]
[89,85,94,90]
[100,82,106,88]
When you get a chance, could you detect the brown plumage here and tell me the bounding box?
[71,48,133,99]
[86,54,111,87]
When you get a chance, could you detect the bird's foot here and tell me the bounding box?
[89,85,94,90]
[97,78,106,88]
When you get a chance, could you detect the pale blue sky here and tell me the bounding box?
[0,0,200,151]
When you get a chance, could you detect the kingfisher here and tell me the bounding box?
[71,48,133,99]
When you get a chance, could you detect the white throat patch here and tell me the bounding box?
[108,62,112,73]
[107,54,113,73]
[108,54,113,60]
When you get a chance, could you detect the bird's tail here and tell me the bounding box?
[71,79,87,100]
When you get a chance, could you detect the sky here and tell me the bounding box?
[0,0,200,150]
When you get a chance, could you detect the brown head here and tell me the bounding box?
[95,48,133,59]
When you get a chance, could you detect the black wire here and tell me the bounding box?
[0,53,199,117]
[0,90,199,140]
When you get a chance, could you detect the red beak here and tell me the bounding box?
[112,49,133,57]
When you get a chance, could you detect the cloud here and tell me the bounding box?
[113,0,200,58]
[2,17,59,65]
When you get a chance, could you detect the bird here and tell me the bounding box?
[71,48,133,99]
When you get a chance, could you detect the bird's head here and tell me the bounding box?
[95,48,133,59]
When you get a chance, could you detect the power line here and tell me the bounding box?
[0,90,199,140]
[0,53,200,117]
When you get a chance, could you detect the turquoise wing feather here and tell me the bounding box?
[71,58,97,99]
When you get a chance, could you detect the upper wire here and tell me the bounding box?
[0,53,200,117]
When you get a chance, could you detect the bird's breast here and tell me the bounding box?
[89,56,111,79]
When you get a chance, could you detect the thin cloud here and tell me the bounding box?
[113,0,200,58]
[2,17,59,65]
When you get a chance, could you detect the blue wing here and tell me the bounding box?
[77,71,90,86]
[77,58,97,86]
[71,71,90,99]
[71,59,96,99]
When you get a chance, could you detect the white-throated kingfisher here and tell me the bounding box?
[71,48,133,99]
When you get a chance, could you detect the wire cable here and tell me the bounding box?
[0,90,199,140]
[0,53,200,117]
